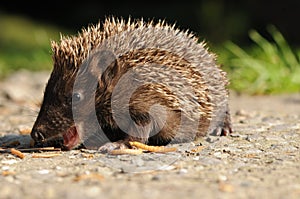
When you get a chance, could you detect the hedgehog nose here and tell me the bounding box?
[31,129,46,141]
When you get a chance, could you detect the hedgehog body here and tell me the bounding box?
[31,17,232,150]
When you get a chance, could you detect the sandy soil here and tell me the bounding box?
[0,70,299,199]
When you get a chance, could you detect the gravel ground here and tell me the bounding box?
[0,70,299,199]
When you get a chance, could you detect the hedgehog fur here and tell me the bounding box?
[31,17,232,150]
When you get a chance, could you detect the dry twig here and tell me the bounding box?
[0,147,61,153]
[110,149,143,155]
[129,141,177,153]
[10,148,25,159]
[31,153,62,158]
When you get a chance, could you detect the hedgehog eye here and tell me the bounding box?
[72,92,82,103]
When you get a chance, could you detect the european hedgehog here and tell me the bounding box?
[31,17,232,151]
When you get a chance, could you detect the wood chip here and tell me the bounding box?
[110,149,143,155]
[18,128,32,135]
[129,141,177,153]
[81,153,95,158]
[219,183,234,193]
[2,171,16,176]
[244,153,257,158]
[190,145,205,153]
[10,148,25,159]
[31,153,62,158]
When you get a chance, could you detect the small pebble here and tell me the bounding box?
[38,170,50,175]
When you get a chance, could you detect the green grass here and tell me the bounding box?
[0,13,70,77]
[0,14,299,94]
[218,25,300,95]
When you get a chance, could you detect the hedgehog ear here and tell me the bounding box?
[87,50,119,80]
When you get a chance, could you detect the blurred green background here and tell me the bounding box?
[0,0,299,94]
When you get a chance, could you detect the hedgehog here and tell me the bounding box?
[31,17,232,151]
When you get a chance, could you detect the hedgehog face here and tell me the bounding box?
[30,26,102,149]
[31,66,81,149]
[31,49,118,150]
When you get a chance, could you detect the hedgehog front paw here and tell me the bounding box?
[220,125,233,136]
[212,110,233,136]
[211,124,233,136]
[98,141,129,153]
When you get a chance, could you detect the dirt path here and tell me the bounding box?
[0,70,299,199]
